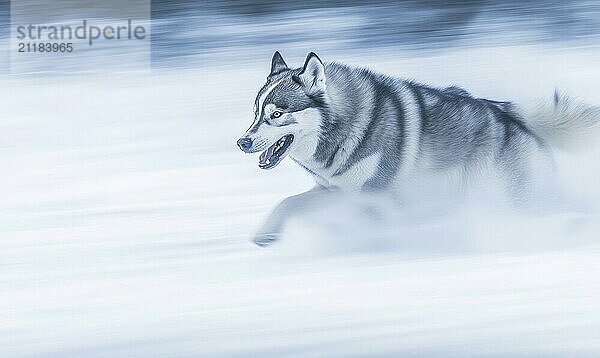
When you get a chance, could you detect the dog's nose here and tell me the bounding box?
[237,137,253,152]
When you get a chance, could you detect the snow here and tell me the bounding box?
[1,44,600,356]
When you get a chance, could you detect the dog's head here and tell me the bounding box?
[237,51,327,169]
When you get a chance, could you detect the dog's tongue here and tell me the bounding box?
[259,144,276,165]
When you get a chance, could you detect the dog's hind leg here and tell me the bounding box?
[253,185,331,247]
[498,140,559,210]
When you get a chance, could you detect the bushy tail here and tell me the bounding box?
[524,90,600,151]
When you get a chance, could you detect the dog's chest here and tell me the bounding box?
[293,153,382,190]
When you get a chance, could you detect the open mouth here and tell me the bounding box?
[259,134,294,169]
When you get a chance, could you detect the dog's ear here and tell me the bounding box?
[269,51,288,77]
[293,52,326,95]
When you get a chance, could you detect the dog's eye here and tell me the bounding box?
[272,111,283,119]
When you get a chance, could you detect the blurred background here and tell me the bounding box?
[149,0,600,68]
[2,0,599,71]
[1,1,600,356]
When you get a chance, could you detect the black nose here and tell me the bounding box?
[237,137,253,152]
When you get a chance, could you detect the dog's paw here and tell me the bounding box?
[253,233,280,247]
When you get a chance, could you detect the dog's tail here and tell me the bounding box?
[523,90,600,151]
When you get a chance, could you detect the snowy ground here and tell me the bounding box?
[1,45,600,356]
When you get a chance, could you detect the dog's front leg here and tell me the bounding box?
[253,185,328,247]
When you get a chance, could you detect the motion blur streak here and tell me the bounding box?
[1,1,600,356]
[149,0,600,67]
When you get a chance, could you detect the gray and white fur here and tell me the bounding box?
[237,51,600,246]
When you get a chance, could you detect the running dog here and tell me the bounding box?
[237,52,599,246]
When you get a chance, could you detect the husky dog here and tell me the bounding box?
[237,51,599,246]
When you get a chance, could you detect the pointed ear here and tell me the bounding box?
[293,52,326,95]
[269,51,288,77]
